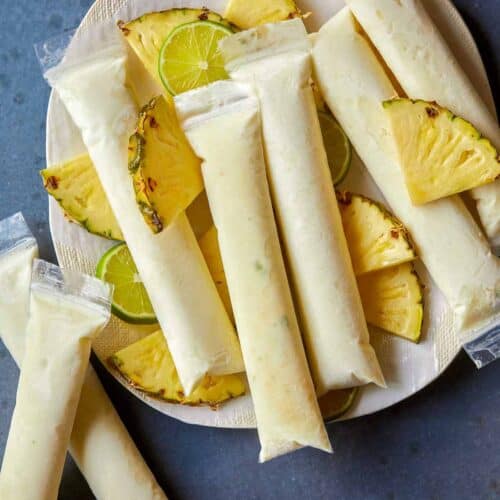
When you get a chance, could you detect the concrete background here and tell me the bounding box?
[0,1,499,498]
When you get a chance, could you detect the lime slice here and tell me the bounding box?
[96,243,157,324]
[158,20,233,95]
[319,387,358,422]
[319,111,352,186]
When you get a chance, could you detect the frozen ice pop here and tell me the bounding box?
[312,8,500,332]
[44,35,243,394]
[0,260,111,500]
[220,19,384,395]
[175,81,331,462]
[346,0,500,248]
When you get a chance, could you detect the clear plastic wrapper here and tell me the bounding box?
[0,259,112,499]
[0,213,39,361]
[175,80,331,462]
[36,24,243,394]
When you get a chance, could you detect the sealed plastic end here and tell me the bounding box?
[463,322,500,369]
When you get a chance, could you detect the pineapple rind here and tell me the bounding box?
[110,330,246,406]
[384,98,500,204]
[41,155,124,241]
[337,191,416,275]
[357,263,424,342]
[129,96,203,234]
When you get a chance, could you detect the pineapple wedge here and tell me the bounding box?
[110,331,245,406]
[384,99,500,204]
[198,226,234,324]
[357,263,424,342]
[224,0,300,30]
[41,155,123,241]
[119,8,231,89]
[186,191,214,239]
[337,192,416,276]
[129,96,203,233]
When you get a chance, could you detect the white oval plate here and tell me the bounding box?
[47,0,496,427]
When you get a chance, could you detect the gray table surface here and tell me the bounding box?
[0,1,499,499]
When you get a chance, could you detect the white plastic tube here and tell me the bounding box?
[45,37,243,394]
[346,0,500,249]
[312,8,500,333]
[220,19,384,395]
[175,81,331,462]
[0,259,112,500]
[0,213,167,500]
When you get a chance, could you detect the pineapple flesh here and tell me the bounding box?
[198,226,235,324]
[224,0,300,30]
[129,96,204,233]
[110,330,246,406]
[119,8,231,89]
[357,263,424,342]
[41,155,123,241]
[337,192,416,276]
[384,99,500,204]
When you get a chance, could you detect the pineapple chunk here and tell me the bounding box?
[129,96,203,233]
[337,192,416,276]
[119,8,231,88]
[110,330,246,406]
[384,99,500,204]
[41,155,123,241]
[198,226,234,324]
[357,263,424,342]
[224,0,300,29]
[186,191,214,239]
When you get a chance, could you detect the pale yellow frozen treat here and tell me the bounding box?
[220,19,385,395]
[175,81,331,462]
[0,260,111,500]
[312,8,500,331]
[346,0,500,248]
[0,213,167,500]
[45,36,243,394]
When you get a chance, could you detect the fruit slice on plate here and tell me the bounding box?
[384,98,500,204]
[96,243,157,325]
[319,387,358,422]
[338,192,416,276]
[186,191,214,239]
[129,96,203,233]
[357,263,424,342]
[224,0,300,30]
[158,20,233,95]
[198,226,234,323]
[119,8,232,89]
[319,111,352,186]
[41,154,123,241]
[110,330,246,406]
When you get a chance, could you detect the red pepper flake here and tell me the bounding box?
[45,176,59,190]
[147,177,157,192]
[390,229,400,239]
[425,106,439,118]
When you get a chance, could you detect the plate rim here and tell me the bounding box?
[46,0,495,427]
